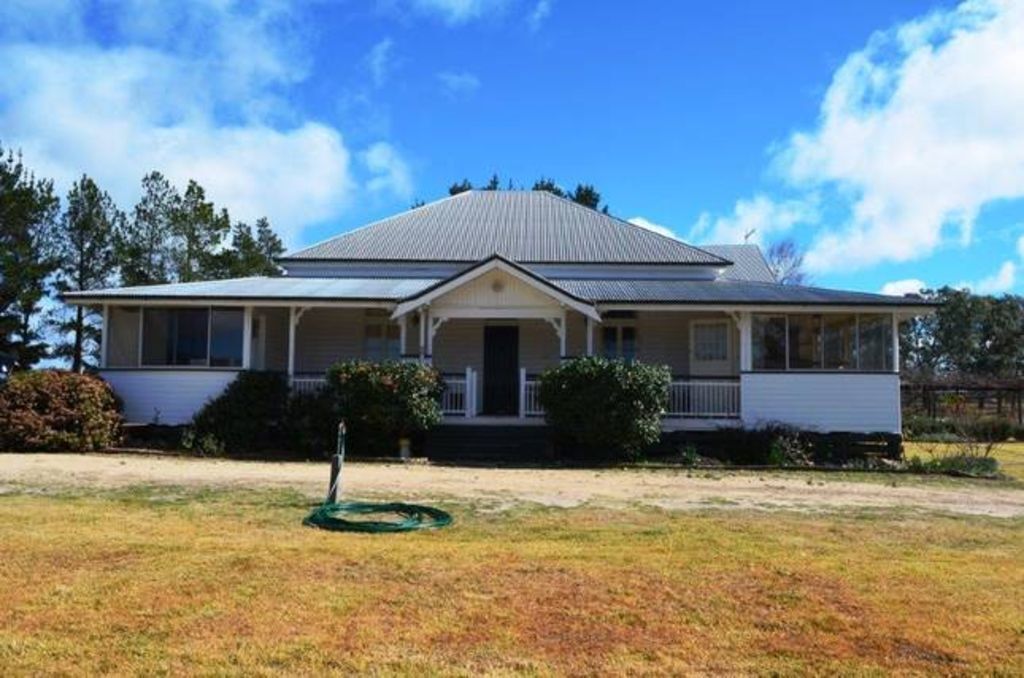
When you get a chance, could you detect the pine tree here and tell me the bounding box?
[116,171,177,286]
[217,217,284,278]
[0,145,59,369]
[51,175,123,371]
[170,180,230,282]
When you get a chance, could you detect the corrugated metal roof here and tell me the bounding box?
[551,279,933,306]
[64,268,931,309]
[282,191,731,265]
[63,277,440,301]
[701,244,775,283]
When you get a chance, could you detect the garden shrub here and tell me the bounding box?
[767,428,813,467]
[0,370,121,451]
[963,417,1014,443]
[188,371,290,455]
[902,415,958,439]
[326,360,444,456]
[906,453,1001,478]
[537,356,670,462]
[904,414,1015,442]
[284,389,339,458]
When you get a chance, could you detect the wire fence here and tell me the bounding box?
[902,381,1024,424]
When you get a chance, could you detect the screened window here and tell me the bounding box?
[602,325,636,360]
[858,314,893,371]
[823,314,857,370]
[788,314,822,369]
[752,315,786,370]
[692,322,728,361]
[364,315,402,360]
[210,309,244,367]
[751,313,894,372]
[141,307,244,367]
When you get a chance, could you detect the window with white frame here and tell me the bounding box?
[363,310,402,360]
[140,307,244,367]
[601,312,636,360]
[692,321,729,362]
[751,313,894,372]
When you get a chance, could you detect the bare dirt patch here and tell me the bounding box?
[2,453,1022,516]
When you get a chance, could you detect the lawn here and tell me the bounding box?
[1,485,1022,675]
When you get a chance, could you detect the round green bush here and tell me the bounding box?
[188,371,290,455]
[538,357,670,461]
[0,370,122,451]
[326,360,444,456]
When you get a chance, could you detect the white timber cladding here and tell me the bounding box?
[391,258,599,322]
[740,372,901,433]
[430,268,564,313]
[102,369,239,424]
[293,307,366,374]
[633,311,738,376]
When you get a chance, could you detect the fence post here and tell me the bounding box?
[519,367,527,419]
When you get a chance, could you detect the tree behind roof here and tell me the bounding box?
[51,175,123,371]
[0,145,59,369]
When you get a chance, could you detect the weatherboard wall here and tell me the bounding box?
[740,372,901,433]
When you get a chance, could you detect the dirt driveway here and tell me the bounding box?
[2,453,1023,517]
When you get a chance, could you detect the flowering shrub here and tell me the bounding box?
[326,360,444,456]
[0,370,122,451]
[538,357,670,461]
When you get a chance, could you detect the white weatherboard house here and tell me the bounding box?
[66,191,932,434]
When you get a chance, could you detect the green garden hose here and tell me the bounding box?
[303,501,453,532]
[302,421,453,533]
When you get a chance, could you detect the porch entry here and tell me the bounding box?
[482,325,519,415]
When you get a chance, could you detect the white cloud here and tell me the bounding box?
[628,216,677,239]
[688,195,818,246]
[959,260,1016,294]
[1017,233,1024,261]
[408,0,508,24]
[880,278,927,296]
[0,0,412,248]
[773,0,1024,273]
[527,0,552,32]
[362,142,414,200]
[437,71,481,97]
[365,38,395,87]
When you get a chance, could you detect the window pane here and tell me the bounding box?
[694,323,727,361]
[210,309,243,367]
[174,309,209,365]
[788,314,822,369]
[141,309,171,366]
[602,326,618,358]
[621,326,636,361]
[142,308,209,366]
[752,315,786,370]
[385,324,402,359]
[823,314,856,370]
[858,314,893,371]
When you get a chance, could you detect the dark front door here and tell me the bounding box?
[483,325,519,415]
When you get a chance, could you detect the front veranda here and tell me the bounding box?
[100,302,743,425]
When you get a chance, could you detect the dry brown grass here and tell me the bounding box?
[1,486,1022,675]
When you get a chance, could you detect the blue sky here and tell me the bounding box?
[1,0,1022,295]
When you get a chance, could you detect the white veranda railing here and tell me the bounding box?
[666,379,740,418]
[290,371,739,419]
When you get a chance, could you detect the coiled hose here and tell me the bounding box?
[302,422,453,533]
